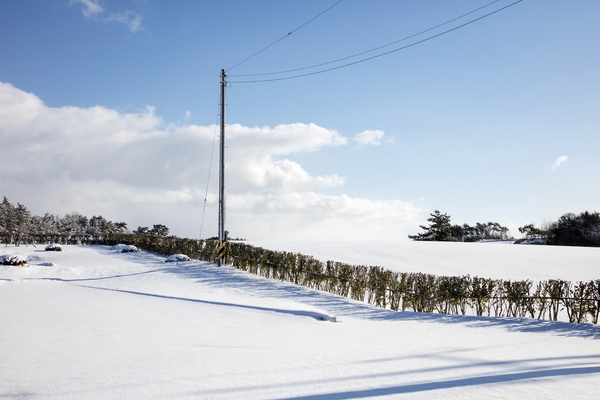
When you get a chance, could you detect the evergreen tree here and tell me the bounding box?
[149,224,170,237]
[87,215,108,241]
[549,211,600,246]
[14,203,32,246]
[133,226,149,234]
[61,212,88,243]
[451,224,465,242]
[114,222,128,233]
[1,197,16,245]
[518,223,546,239]
[409,210,453,241]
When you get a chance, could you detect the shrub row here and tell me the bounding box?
[97,234,600,324]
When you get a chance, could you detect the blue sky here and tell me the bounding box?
[1,0,599,240]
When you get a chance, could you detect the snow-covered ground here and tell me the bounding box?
[249,240,600,281]
[1,244,599,399]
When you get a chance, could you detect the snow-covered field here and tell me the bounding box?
[249,240,600,281]
[1,244,600,399]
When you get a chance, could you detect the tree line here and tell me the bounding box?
[518,211,600,247]
[408,210,511,242]
[0,197,170,246]
[410,209,600,247]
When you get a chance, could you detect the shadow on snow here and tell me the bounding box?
[187,352,600,397]
[279,365,600,399]
[75,284,330,322]
[161,259,600,340]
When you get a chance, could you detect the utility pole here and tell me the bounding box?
[217,69,227,266]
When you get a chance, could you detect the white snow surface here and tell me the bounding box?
[249,240,600,281]
[1,244,599,399]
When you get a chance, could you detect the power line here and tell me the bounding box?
[227,0,344,72]
[230,0,523,84]
[229,0,502,78]
[199,93,221,240]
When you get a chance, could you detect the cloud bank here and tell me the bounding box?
[0,82,420,240]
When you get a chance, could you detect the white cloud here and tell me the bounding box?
[71,0,143,32]
[227,123,347,156]
[184,110,192,120]
[74,0,103,18]
[0,82,419,240]
[228,157,345,192]
[551,156,568,170]
[353,130,385,146]
[228,192,421,240]
[106,10,143,33]
[224,123,347,192]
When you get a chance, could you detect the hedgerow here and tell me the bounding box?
[90,233,600,325]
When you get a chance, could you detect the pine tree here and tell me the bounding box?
[133,226,149,234]
[549,211,600,246]
[150,224,170,237]
[60,212,88,243]
[87,215,108,241]
[408,210,453,241]
[14,203,32,246]
[114,222,128,233]
[1,197,16,245]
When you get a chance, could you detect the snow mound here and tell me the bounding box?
[45,243,62,251]
[112,244,139,253]
[121,245,139,253]
[1,254,27,266]
[165,254,191,262]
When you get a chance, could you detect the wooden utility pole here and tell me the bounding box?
[218,69,227,266]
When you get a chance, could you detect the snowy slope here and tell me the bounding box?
[249,240,600,281]
[1,245,599,399]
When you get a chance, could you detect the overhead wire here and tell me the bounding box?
[227,0,344,72]
[229,0,502,78]
[199,93,222,240]
[229,0,523,84]
[202,1,522,235]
